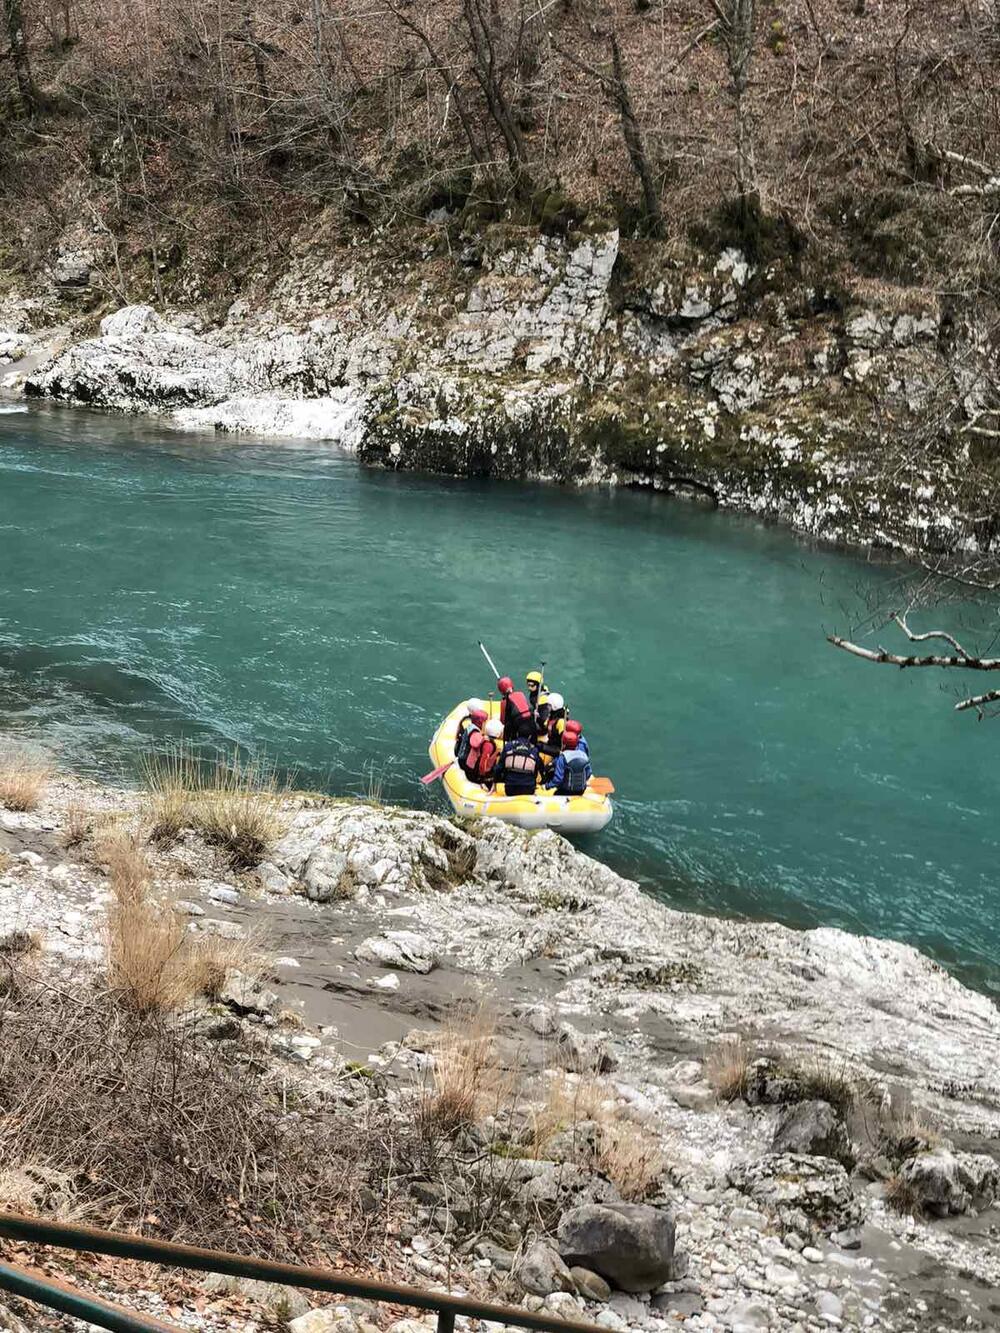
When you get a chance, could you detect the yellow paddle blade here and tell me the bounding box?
[589,776,615,795]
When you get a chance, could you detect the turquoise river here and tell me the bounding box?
[1,404,998,990]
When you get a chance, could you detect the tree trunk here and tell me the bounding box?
[609,30,662,235]
[462,0,530,189]
[4,0,37,115]
[722,0,756,207]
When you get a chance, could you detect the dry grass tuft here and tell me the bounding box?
[63,802,93,850]
[143,747,286,868]
[0,929,40,958]
[706,1037,750,1102]
[782,1055,869,1118]
[0,750,53,813]
[885,1171,924,1218]
[596,1118,667,1202]
[100,824,263,1013]
[421,1011,511,1134]
[530,1072,666,1201]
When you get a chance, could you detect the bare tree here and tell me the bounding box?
[461,0,530,188]
[3,0,37,114]
[713,0,756,216]
[553,26,663,235]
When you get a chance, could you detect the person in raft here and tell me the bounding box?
[491,730,542,796]
[545,725,593,795]
[497,676,534,742]
[460,716,503,785]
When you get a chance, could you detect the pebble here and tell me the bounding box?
[802,1247,823,1264]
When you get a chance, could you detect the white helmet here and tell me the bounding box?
[466,697,486,713]
[548,692,565,711]
[485,718,503,738]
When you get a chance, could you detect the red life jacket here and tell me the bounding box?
[464,732,497,782]
[502,690,533,741]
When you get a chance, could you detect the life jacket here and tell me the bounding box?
[497,739,539,793]
[455,717,475,764]
[502,690,533,742]
[557,750,591,796]
[462,731,494,783]
[546,712,566,749]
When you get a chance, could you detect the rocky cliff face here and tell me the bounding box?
[1,221,991,549]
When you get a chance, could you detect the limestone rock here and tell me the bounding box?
[897,1148,1000,1217]
[728,1153,863,1236]
[218,969,280,1017]
[557,1202,676,1293]
[100,305,163,338]
[518,1241,576,1296]
[356,930,437,974]
[557,1021,616,1073]
[772,1099,854,1167]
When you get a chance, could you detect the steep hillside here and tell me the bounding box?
[3,1,1000,548]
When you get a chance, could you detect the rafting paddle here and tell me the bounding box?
[589,777,615,795]
[420,761,453,785]
[479,640,502,679]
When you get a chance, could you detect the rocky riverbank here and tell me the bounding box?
[0,218,988,553]
[2,770,999,1333]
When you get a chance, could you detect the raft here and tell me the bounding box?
[429,701,613,833]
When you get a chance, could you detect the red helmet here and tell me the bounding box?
[564,719,582,734]
[498,676,514,694]
[563,733,578,750]
[470,708,488,727]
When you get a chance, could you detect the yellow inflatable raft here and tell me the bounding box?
[429,701,613,833]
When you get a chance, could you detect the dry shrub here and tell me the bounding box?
[781,1055,870,1118]
[421,1011,511,1134]
[0,979,403,1261]
[144,747,286,868]
[706,1036,750,1102]
[885,1171,924,1218]
[63,802,93,849]
[0,749,53,812]
[531,1072,666,1201]
[100,824,262,1012]
[596,1118,667,1202]
[0,929,40,957]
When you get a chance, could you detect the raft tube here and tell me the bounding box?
[429,701,613,833]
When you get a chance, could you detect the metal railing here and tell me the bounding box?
[0,1213,605,1333]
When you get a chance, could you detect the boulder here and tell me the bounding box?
[557,1203,676,1293]
[772,1099,854,1168]
[897,1149,1000,1218]
[728,1153,862,1236]
[100,305,163,338]
[557,1022,616,1074]
[518,1241,575,1297]
[356,931,437,974]
[303,846,351,901]
[218,969,280,1017]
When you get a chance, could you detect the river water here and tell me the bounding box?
[2,403,998,989]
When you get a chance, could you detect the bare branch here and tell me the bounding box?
[827,635,1000,672]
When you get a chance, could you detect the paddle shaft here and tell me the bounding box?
[478,641,501,680]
